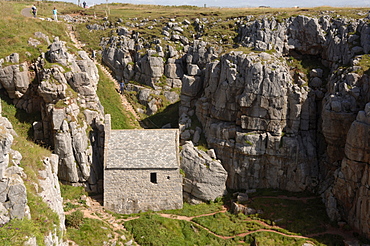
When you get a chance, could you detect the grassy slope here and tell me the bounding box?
[0,1,74,60]
[125,213,237,246]
[96,66,140,129]
[0,93,61,245]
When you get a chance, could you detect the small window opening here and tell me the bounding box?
[167,176,170,180]
[150,173,157,184]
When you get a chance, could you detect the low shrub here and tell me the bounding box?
[66,210,84,229]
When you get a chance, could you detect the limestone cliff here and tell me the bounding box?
[0,36,105,192]
[0,100,66,245]
[100,14,370,238]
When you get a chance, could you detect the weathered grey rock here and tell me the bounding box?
[38,68,67,103]
[231,202,257,215]
[117,27,130,36]
[180,141,227,202]
[0,63,30,99]
[181,75,202,97]
[330,103,370,238]
[38,155,65,231]
[34,32,51,45]
[46,38,74,66]
[54,130,79,183]
[0,203,10,224]
[5,53,19,64]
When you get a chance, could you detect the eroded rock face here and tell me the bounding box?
[191,52,319,192]
[180,141,227,203]
[38,154,66,232]
[100,14,370,238]
[327,103,370,237]
[0,35,105,192]
[0,102,30,224]
[0,101,66,245]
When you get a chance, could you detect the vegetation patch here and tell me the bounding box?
[246,194,329,235]
[243,231,313,246]
[0,94,61,245]
[60,184,88,200]
[193,212,269,236]
[357,54,370,75]
[67,217,118,245]
[141,101,179,128]
[162,200,224,217]
[125,213,235,245]
[311,234,345,246]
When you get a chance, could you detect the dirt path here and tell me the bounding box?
[97,63,141,121]
[21,7,33,18]
[66,24,85,49]
[66,195,139,245]
[64,22,141,123]
[64,19,142,125]
[159,210,315,242]
[74,195,319,244]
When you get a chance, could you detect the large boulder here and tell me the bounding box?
[180,141,227,203]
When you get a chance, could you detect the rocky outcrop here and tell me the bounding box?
[0,101,66,245]
[99,14,370,238]
[0,34,105,192]
[0,101,30,224]
[326,103,370,237]
[237,15,370,66]
[180,141,227,203]
[38,154,66,232]
[191,51,319,192]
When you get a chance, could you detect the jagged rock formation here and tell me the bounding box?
[180,141,227,203]
[0,35,105,192]
[0,101,30,224]
[0,100,66,245]
[193,51,318,191]
[100,14,370,238]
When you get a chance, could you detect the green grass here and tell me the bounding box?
[125,213,236,246]
[141,101,179,128]
[0,191,61,245]
[311,234,345,246]
[96,65,140,129]
[74,23,111,51]
[193,212,269,236]
[246,196,329,235]
[162,201,224,217]
[0,1,72,60]
[67,217,119,245]
[243,231,314,246]
[60,184,88,200]
[358,54,370,75]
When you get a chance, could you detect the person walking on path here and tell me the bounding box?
[119,81,125,94]
[53,7,58,21]
[83,1,87,8]
[31,5,37,18]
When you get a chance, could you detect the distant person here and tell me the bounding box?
[91,50,96,61]
[53,7,58,21]
[83,1,87,8]
[31,5,37,18]
[119,81,125,94]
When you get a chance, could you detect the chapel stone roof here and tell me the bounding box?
[106,129,179,169]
